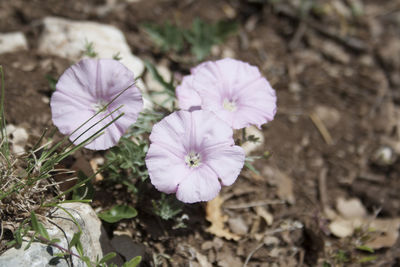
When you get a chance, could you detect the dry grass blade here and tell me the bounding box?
[309,112,333,145]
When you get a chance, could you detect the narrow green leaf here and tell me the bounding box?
[142,22,184,52]
[358,255,377,263]
[144,61,175,94]
[69,232,81,250]
[356,245,374,253]
[75,240,84,257]
[244,161,260,175]
[49,256,62,266]
[82,256,93,267]
[98,205,138,223]
[15,229,22,245]
[99,252,117,264]
[45,74,57,91]
[122,256,142,267]
[30,212,50,240]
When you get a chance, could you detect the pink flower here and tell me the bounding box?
[145,110,245,203]
[177,58,277,129]
[175,75,201,111]
[51,58,143,150]
[175,64,204,111]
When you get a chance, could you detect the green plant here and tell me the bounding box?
[142,18,238,61]
[105,137,149,193]
[98,204,138,223]
[142,21,184,52]
[84,40,98,58]
[184,18,238,60]
[104,110,164,193]
[152,194,183,221]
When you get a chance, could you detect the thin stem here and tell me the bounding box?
[35,236,81,259]
[0,65,10,163]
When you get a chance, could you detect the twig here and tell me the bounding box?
[309,112,333,145]
[36,235,81,259]
[358,172,385,183]
[223,200,285,210]
[318,168,328,209]
[0,221,3,241]
[243,242,264,267]
[289,21,307,50]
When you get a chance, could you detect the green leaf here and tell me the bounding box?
[358,255,377,263]
[84,40,98,58]
[99,252,117,264]
[45,75,58,91]
[30,212,50,240]
[184,18,238,61]
[144,61,175,94]
[98,205,138,223]
[244,161,260,175]
[335,250,349,263]
[15,228,22,246]
[69,232,81,250]
[356,245,374,253]
[122,256,142,267]
[82,256,93,267]
[49,256,62,266]
[142,22,184,52]
[75,241,84,257]
[152,194,183,221]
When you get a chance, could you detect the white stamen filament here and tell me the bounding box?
[185,152,201,168]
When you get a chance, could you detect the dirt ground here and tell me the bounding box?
[1,0,400,266]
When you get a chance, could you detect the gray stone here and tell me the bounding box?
[228,217,248,235]
[0,203,108,267]
[38,17,144,76]
[241,126,264,155]
[0,32,28,54]
[5,124,29,154]
[110,234,146,261]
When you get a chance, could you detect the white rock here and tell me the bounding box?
[241,126,264,155]
[38,17,144,76]
[11,127,28,146]
[228,217,248,235]
[329,219,354,238]
[336,197,367,219]
[329,218,363,238]
[0,32,28,54]
[5,125,28,154]
[0,203,107,267]
[0,242,79,267]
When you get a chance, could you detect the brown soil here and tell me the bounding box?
[1,0,400,266]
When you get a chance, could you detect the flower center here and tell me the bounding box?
[92,100,108,113]
[223,98,237,112]
[185,152,201,168]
